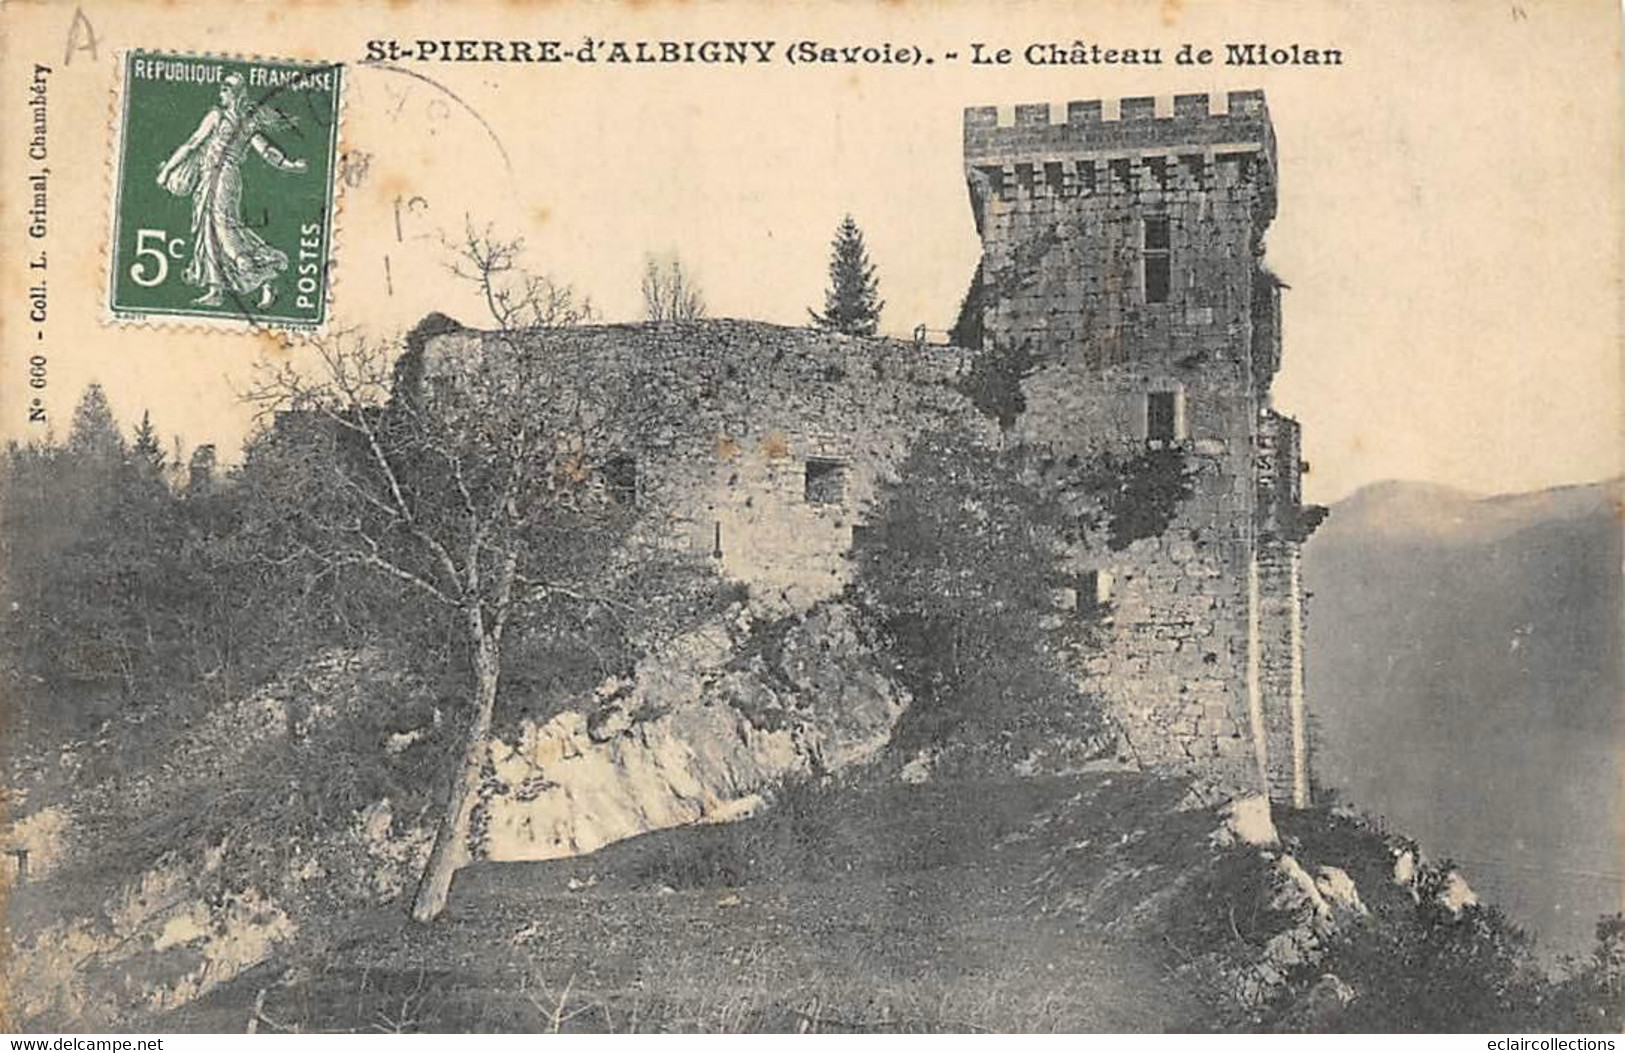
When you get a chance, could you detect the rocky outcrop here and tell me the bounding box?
[1211,795,1279,848]
[479,601,906,860]
[8,604,904,1028]
[8,807,423,1028]
[1225,829,1488,1014]
[12,851,288,1025]
[1236,853,1369,1006]
[4,651,431,1028]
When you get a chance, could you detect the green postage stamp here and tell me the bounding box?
[108,50,342,329]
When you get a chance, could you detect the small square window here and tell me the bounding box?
[604,455,638,505]
[804,458,847,505]
[1147,392,1178,443]
[1060,571,1113,616]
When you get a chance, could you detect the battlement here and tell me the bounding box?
[962,86,1308,806]
[965,91,1274,173]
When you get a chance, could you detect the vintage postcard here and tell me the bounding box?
[1,0,1619,1036]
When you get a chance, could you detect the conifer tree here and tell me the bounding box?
[809,214,885,336]
[67,382,123,463]
[131,410,166,479]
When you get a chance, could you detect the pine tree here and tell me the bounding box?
[810,214,885,337]
[131,410,166,479]
[67,382,124,463]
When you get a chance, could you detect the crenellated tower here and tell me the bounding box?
[963,92,1324,806]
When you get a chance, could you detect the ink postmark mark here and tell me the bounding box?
[108,50,342,330]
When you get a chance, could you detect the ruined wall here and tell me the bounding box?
[417,322,992,858]
[964,92,1313,802]
[412,91,1320,805]
[423,321,994,614]
[1257,410,1314,807]
[1256,543,1307,805]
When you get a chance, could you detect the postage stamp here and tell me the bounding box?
[107,50,342,329]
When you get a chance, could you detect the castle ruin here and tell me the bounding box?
[419,90,1322,808]
[964,90,1323,806]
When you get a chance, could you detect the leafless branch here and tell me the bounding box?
[445,216,594,330]
[641,251,707,322]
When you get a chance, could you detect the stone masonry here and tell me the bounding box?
[963,91,1323,805]
[420,322,995,611]
[416,90,1322,807]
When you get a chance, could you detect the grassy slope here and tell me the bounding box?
[166,772,1222,1033]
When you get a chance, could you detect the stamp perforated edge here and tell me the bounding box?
[100,47,350,338]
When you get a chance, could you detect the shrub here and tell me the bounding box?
[851,429,1105,764]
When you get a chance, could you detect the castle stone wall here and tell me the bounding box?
[423,321,992,613]
[966,91,1314,804]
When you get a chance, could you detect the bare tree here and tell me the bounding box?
[641,252,706,322]
[242,235,633,922]
[446,218,594,330]
[246,323,638,922]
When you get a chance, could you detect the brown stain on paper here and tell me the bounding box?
[254,329,294,359]
[760,432,790,460]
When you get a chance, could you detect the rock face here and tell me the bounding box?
[1314,866,1368,917]
[1233,852,1375,1007]
[4,652,432,1028]
[478,602,907,861]
[1212,794,1279,847]
[10,859,293,1025]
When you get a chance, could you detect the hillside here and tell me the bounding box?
[154,771,1541,1033]
[1304,478,1623,956]
[162,774,1216,1033]
[18,629,1606,1033]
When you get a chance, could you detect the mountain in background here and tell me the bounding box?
[1304,477,1622,957]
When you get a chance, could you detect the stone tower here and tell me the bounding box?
[963,91,1323,806]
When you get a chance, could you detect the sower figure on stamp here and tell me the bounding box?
[156,71,307,310]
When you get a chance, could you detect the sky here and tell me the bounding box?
[2,0,1620,504]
